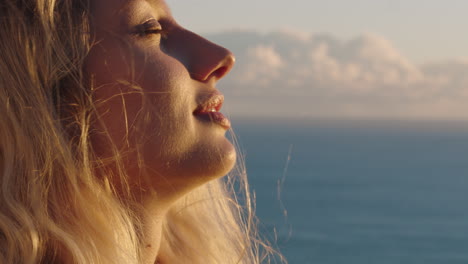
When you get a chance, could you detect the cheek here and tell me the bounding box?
[87,40,193,146]
[137,81,196,162]
[86,38,134,84]
[101,64,196,162]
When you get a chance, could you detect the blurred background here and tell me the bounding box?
[169,1,468,263]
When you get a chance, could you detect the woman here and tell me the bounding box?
[0,0,283,263]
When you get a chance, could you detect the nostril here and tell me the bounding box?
[212,66,229,80]
[211,53,235,80]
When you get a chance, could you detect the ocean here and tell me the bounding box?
[232,119,468,264]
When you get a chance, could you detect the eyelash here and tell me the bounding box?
[135,20,165,38]
[144,28,163,35]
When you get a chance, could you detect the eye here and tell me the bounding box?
[134,19,164,37]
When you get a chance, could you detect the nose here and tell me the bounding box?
[165,28,235,82]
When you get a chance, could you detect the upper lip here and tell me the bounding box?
[194,91,224,114]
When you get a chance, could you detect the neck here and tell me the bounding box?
[140,216,164,264]
[138,192,169,264]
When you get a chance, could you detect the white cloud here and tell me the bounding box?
[207,30,468,119]
[235,45,283,89]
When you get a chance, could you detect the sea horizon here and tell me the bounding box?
[233,118,468,264]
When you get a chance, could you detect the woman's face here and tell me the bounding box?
[86,0,236,199]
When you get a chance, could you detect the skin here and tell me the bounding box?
[85,0,236,262]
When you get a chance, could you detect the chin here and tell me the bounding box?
[186,136,237,182]
[208,139,237,178]
[139,134,237,200]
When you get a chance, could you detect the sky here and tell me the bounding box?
[167,1,468,119]
[168,0,468,63]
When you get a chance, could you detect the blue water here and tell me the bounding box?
[233,119,468,264]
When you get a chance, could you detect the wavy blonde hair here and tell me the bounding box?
[0,0,284,263]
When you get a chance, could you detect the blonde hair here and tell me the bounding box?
[0,0,284,263]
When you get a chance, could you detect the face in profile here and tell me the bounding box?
[85,0,236,200]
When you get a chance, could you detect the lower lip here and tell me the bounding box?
[195,112,231,129]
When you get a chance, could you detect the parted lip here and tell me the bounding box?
[193,92,224,114]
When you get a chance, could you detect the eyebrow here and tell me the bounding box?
[114,0,172,30]
[117,0,172,18]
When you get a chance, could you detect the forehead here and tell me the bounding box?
[91,0,171,25]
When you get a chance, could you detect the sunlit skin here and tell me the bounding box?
[85,0,236,262]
